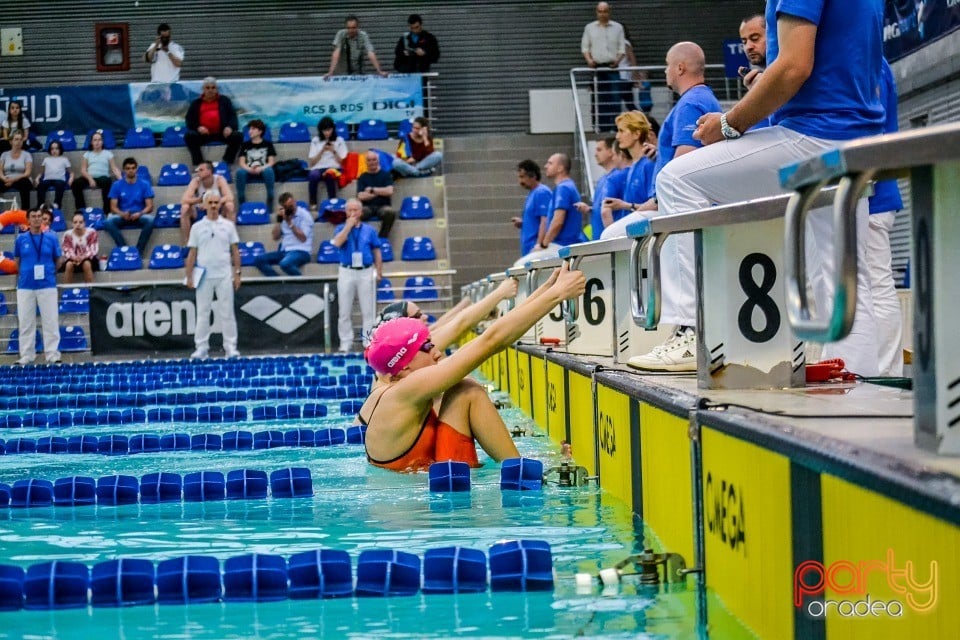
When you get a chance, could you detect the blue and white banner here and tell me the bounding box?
[130,75,423,134]
[884,0,960,61]
[1,74,423,138]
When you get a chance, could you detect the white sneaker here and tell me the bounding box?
[627,328,697,372]
[190,348,209,360]
[225,349,241,359]
[16,356,35,366]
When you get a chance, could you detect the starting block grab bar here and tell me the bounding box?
[780,121,960,454]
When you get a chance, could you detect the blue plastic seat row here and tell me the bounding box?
[0,427,364,456]
[0,540,552,609]
[0,468,312,510]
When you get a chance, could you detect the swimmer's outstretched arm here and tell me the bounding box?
[431,277,519,351]
[429,298,471,332]
[399,264,585,404]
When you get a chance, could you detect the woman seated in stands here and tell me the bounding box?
[35,140,73,210]
[0,101,35,153]
[307,116,348,212]
[392,117,443,178]
[71,130,120,211]
[0,131,34,209]
[599,111,655,229]
[62,211,98,284]
[360,264,585,472]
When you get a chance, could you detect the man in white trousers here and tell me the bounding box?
[643,0,884,377]
[185,191,242,359]
[13,207,63,365]
[330,198,382,352]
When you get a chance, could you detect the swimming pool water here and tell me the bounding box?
[0,358,752,639]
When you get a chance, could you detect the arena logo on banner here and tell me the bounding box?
[794,549,939,618]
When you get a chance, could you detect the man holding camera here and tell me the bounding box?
[254,192,313,276]
[330,198,382,352]
[145,23,184,83]
[393,14,440,73]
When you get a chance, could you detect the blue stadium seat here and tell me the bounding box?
[377,278,395,301]
[86,128,117,149]
[278,122,311,143]
[357,119,388,141]
[397,118,416,138]
[379,238,394,262]
[335,121,350,140]
[405,276,438,300]
[401,236,436,261]
[46,130,77,152]
[107,246,143,271]
[213,161,232,184]
[123,127,155,149]
[81,207,105,230]
[59,288,90,314]
[149,244,185,269]
[319,198,347,225]
[7,329,43,354]
[59,326,88,352]
[237,202,269,225]
[49,208,67,232]
[239,241,266,266]
[399,195,434,220]
[136,165,153,185]
[154,203,181,228]
[243,123,272,142]
[316,241,339,264]
[0,292,6,316]
[157,163,192,187]
[161,126,186,147]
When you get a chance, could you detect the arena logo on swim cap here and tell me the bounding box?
[794,549,938,619]
[386,347,408,370]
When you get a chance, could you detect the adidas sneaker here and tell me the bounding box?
[627,327,697,372]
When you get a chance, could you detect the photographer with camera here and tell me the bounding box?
[393,14,440,73]
[145,23,184,83]
[254,192,314,277]
[330,198,382,352]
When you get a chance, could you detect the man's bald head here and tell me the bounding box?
[665,41,706,93]
[667,42,706,76]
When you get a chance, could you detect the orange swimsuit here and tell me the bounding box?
[360,394,479,473]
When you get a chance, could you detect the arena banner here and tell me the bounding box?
[89,281,335,356]
[884,0,960,61]
[2,74,422,139]
[130,75,423,134]
[0,85,134,137]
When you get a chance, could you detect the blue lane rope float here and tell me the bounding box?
[0,540,552,610]
[0,426,366,456]
[0,467,313,508]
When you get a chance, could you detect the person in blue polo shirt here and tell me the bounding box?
[511,159,553,257]
[13,207,63,365]
[330,198,382,352]
[104,157,155,255]
[651,0,885,377]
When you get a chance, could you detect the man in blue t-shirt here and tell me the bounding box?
[543,153,584,247]
[330,198,383,352]
[511,159,553,256]
[639,0,884,376]
[13,207,63,365]
[572,137,626,240]
[104,157,156,255]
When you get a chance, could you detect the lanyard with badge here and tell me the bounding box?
[349,227,364,268]
[29,233,47,281]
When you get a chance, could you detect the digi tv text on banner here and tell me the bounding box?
[794,549,938,618]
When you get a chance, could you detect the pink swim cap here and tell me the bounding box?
[365,316,431,375]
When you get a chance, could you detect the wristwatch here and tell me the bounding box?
[720,113,742,140]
